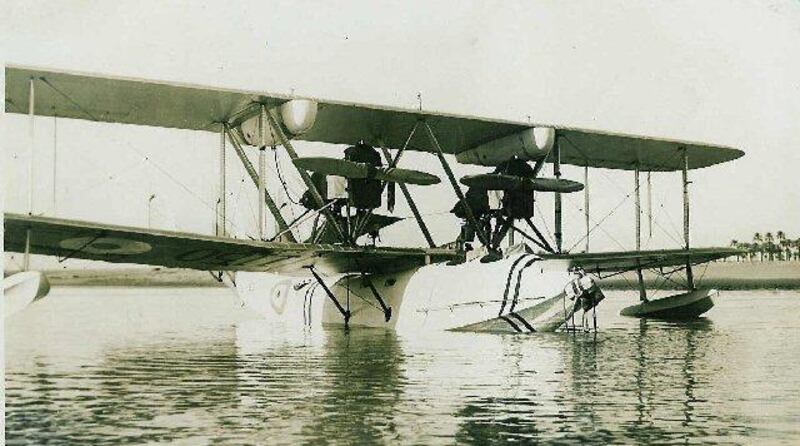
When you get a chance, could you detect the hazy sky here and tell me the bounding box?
[3,0,800,261]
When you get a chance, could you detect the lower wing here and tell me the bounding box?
[4,213,458,275]
[541,247,742,276]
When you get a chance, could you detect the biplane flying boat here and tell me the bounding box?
[3,66,744,331]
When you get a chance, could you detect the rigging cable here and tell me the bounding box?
[273,146,301,205]
[37,76,252,235]
[566,183,638,252]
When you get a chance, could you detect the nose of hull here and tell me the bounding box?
[450,273,607,334]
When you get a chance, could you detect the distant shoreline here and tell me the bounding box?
[5,261,800,290]
[24,268,226,288]
[600,261,800,290]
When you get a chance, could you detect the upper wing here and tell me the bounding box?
[6,65,742,171]
[4,213,458,276]
[541,247,742,275]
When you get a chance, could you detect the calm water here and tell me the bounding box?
[5,287,800,445]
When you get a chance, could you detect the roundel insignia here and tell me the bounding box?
[59,237,152,255]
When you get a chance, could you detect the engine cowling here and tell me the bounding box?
[456,127,555,167]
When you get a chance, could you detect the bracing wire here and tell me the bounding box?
[566,183,638,252]
[560,135,689,252]
[36,77,254,235]
[562,193,628,252]
[273,147,301,205]
[533,200,555,245]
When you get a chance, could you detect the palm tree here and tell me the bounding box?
[753,233,764,261]
[730,239,741,262]
[744,242,756,262]
[777,231,791,261]
[795,238,800,261]
[765,232,775,261]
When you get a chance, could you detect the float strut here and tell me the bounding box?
[635,166,647,302]
[363,274,392,322]
[308,266,350,328]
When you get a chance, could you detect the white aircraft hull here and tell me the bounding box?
[236,253,604,334]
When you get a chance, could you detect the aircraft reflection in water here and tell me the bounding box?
[235,321,405,443]
[3,288,780,444]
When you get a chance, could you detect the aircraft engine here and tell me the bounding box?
[344,142,383,210]
[240,99,318,146]
[456,127,555,167]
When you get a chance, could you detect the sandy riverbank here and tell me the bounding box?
[17,268,227,288]
[599,261,800,290]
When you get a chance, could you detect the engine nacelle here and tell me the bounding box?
[240,99,318,146]
[456,127,555,167]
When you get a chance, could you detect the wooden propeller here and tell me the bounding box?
[460,173,584,193]
[293,157,441,186]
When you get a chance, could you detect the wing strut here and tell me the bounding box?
[258,108,268,240]
[225,126,296,242]
[24,77,35,270]
[380,122,417,213]
[553,138,563,253]
[647,171,653,238]
[217,125,226,236]
[583,165,590,253]
[377,133,436,248]
[424,121,491,249]
[524,218,556,253]
[265,108,349,244]
[682,148,695,289]
[506,219,555,254]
